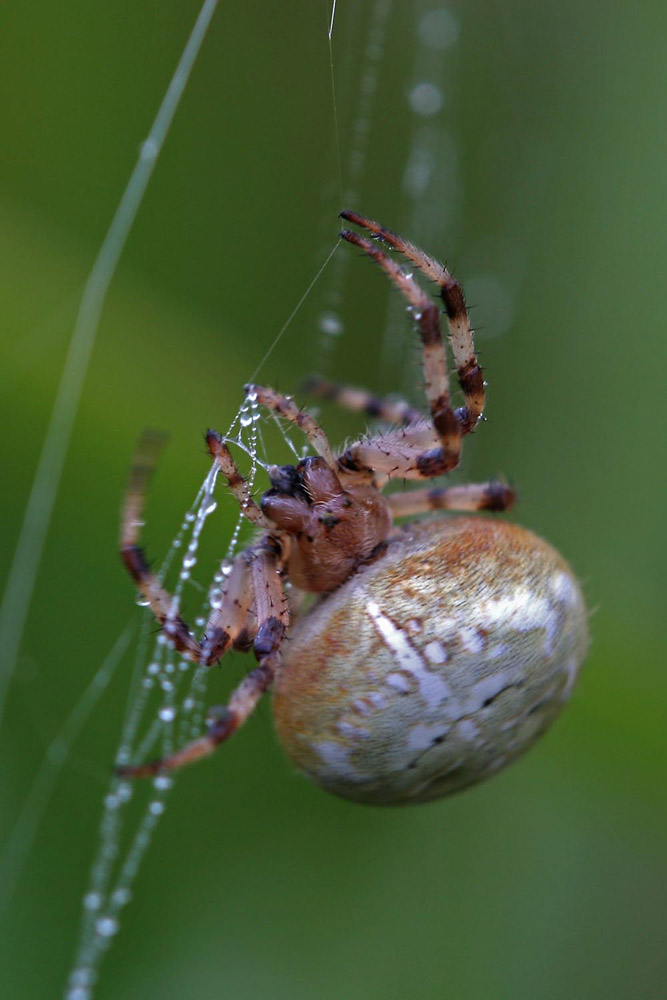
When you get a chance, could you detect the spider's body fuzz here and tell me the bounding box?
[274,517,588,805]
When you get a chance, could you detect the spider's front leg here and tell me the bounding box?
[339,225,462,479]
[120,430,202,661]
[117,541,290,777]
[341,210,485,433]
[244,383,337,467]
[120,430,271,665]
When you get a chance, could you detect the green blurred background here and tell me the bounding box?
[1,2,666,998]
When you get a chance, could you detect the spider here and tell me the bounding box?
[118,211,589,804]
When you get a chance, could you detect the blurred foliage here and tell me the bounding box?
[0,2,666,999]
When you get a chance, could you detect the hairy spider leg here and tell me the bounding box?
[244,383,337,468]
[339,227,461,479]
[336,422,437,484]
[388,481,516,519]
[121,430,270,665]
[205,430,270,528]
[120,430,202,661]
[341,210,484,433]
[117,543,289,777]
[300,373,424,428]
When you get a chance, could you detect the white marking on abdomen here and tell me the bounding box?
[551,571,579,607]
[463,671,511,714]
[424,640,447,664]
[479,588,558,655]
[365,599,451,710]
[407,723,450,751]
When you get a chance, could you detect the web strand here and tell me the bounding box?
[0,622,136,925]
[328,0,344,206]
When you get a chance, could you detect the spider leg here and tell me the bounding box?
[117,544,289,777]
[388,481,516,519]
[206,430,271,528]
[244,383,336,467]
[198,549,256,665]
[120,431,202,661]
[300,374,424,427]
[341,211,484,432]
[338,422,437,484]
[121,431,272,664]
[340,227,461,478]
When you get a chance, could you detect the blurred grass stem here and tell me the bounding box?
[0,0,220,734]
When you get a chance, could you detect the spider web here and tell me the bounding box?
[0,3,521,997]
[64,395,262,1000]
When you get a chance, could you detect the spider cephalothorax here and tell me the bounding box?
[118,212,588,803]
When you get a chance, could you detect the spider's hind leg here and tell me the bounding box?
[388,481,516,519]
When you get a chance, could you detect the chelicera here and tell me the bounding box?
[118,211,588,804]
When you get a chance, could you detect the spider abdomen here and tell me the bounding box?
[273,517,589,805]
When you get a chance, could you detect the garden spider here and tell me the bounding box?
[118,211,588,805]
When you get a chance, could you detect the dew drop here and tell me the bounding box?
[153,775,173,791]
[116,782,133,803]
[408,82,444,117]
[95,916,119,938]
[110,887,132,907]
[83,892,102,911]
[149,800,166,816]
[319,311,343,336]
[418,9,460,49]
[158,705,176,722]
